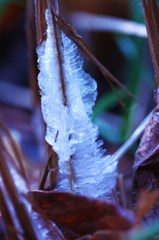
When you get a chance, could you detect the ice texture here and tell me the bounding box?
[37,9,117,200]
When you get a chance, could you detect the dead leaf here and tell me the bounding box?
[76,235,91,240]
[29,191,135,239]
[133,92,159,221]
[134,191,159,224]
[77,230,124,240]
[132,0,159,222]
[0,128,65,240]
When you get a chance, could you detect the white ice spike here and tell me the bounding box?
[37,8,117,201]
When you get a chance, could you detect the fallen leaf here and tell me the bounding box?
[133,91,159,221]
[29,191,135,239]
[134,191,159,224]
[77,230,123,240]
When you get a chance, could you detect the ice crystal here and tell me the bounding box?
[37,9,117,200]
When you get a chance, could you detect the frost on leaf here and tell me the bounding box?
[36,6,118,201]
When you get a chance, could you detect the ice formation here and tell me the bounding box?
[37,8,117,200]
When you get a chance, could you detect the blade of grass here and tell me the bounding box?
[142,0,159,86]
[0,188,18,240]
[93,88,126,120]
[0,119,28,182]
[128,220,159,240]
[0,139,42,240]
[71,12,147,38]
[120,0,145,140]
[112,111,152,162]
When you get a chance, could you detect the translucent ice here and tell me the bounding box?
[37,9,117,201]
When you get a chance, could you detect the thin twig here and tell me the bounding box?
[50,4,138,103]
[35,0,137,105]
[39,147,58,190]
[0,188,18,240]
[0,140,41,240]
[0,119,28,182]
[36,0,78,191]
[112,111,153,162]
[142,0,159,86]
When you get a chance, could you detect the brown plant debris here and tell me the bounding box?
[34,0,137,107]
[0,127,65,240]
[29,191,135,239]
[142,0,159,85]
[132,0,159,222]
[133,91,159,221]
[76,230,123,240]
[134,190,159,224]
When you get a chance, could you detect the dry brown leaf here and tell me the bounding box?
[77,230,124,240]
[133,92,159,221]
[134,191,159,223]
[29,191,135,239]
[133,0,159,222]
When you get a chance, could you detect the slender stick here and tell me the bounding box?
[50,4,137,102]
[48,0,67,105]
[39,148,58,190]
[35,0,77,191]
[142,0,159,86]
[112,111,153,163]
[0,119,28,182]
[0,188,18,240]
[35,0,136,104]
[0,140,41,240]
